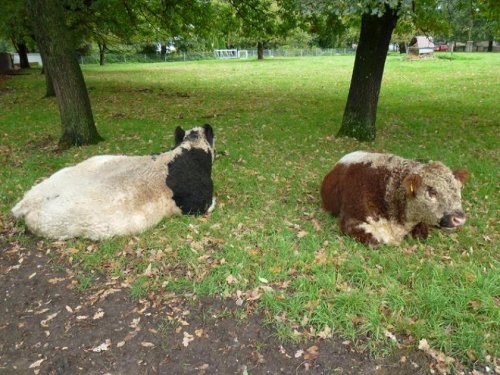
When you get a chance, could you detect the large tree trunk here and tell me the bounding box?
[337,7,399,141]
[15,42,31,69]
[257,41,264,60]
[28,0,103,149]
[98,42,106,66]
[487,40,493,52]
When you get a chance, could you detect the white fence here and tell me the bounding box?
[78,48,357,65]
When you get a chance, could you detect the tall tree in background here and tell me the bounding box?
[28,0,102,148]
[337,4,399,141]
[0,0,33,69]
[227,0,296,59]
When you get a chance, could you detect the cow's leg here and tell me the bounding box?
[339,217,380,247]
[410,222,429,240]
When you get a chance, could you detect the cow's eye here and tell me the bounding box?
[426,187,438,200]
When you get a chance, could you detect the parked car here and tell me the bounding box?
[434,43,449,52]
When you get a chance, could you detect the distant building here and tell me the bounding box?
[408,36,435,56]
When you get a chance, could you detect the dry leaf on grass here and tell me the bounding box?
[226,274,237,284]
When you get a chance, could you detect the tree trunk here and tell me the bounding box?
[398,42,406,54]
[16,42,31,69]
[98,42,106,66]
[337,6,399,141]
[257,41,264,60]
[28,0,103,149]
[487,40,493,52]
[161,43,167,56]
[40,52,55,97]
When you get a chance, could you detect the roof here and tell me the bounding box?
[410,36,435,48]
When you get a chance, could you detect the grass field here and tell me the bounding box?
[0,53,498,367]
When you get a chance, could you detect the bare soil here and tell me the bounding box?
[0,236,437,375]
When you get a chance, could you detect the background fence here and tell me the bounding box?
[79,48,357,65]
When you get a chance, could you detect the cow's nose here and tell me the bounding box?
[451,213,466,226]
[440,210,466,228]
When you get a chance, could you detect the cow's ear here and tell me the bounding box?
[174,127,185,146]
[203,124,214,146]
[453,168,468,187]
[403,174,422,198]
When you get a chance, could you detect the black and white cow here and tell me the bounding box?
[12,124,215,240]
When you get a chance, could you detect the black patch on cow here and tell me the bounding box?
[166,148,213,215]
[203,124,214,147]
[174,127,185,147]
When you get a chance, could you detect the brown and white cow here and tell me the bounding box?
[320,151,468,246]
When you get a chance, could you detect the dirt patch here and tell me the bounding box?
[1,237,439,374]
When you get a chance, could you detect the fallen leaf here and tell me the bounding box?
[226,275,237,284]
[141,342,155,348]
[143,263,153,277]
[65,306,73,313]
[129,317,141,329]
[297,230,308,238]
[317,326,332,339]
[312,219,322,231]
[385,330,397,342]
[29,359,45,368]
[182,332,194,347]
[116,341,125,348]
[294,349,304,358]
[76,315,88,320]
[195,329,204,337]
[93,310,105,320]
[418,339,430,352]
[40,312,59,327]
[304,345,319,360]
[92,339,111,353]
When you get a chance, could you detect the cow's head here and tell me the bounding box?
[403,162,468,229]
[174,124,215,160]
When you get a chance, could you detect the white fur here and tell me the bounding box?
[357,217,412,245]
[12,127,213,240]
[337,151,370,165]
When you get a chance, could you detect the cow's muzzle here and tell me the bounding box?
[439,210,466,228]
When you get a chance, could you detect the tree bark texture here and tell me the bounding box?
[337,7,399,141]
[257,41,264,60]
[40,52,56,97]
[28,0,103,149]
[44,66,56,98]
[15,42,31,69]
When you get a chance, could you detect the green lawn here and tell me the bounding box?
[1,53,498,366]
